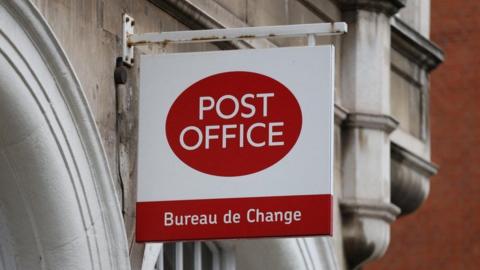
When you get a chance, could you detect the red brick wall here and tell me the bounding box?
[368,1,480,269]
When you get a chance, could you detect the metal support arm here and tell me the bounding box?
[122,13,347,65]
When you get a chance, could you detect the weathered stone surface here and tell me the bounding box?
[19,0,439,269]
[337,0,405,16]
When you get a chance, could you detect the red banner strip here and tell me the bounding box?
[136,194,332,242]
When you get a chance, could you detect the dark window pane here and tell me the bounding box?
[164,243,176,270]
[183,242,195,270]
[201,243,213,270]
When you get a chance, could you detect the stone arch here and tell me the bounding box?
[0,1,129,269]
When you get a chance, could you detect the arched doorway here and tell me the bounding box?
[0,1,129,269]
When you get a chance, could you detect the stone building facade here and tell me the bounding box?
[370,0,480,269]
[0,0,442,269]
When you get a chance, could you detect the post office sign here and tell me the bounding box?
[137,46,334,242]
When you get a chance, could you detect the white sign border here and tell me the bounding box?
[138,46,334,202]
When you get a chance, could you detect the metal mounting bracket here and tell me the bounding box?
[122,13,347,66]
[122,13,135,66]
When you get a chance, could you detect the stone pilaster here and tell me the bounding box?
[337,1,404,268]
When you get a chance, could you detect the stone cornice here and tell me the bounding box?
[343,112,399,134]
[391,143,438,176]
[340,198,401,223]
[391,17,445,71]
[340,198,401,268]
[337,0,406,16]
[391,143,438,215]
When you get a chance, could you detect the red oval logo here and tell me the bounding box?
[166,71,302,177]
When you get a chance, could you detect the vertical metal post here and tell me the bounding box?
[307,34,316,47]
[194,242,202,270]
[175,243,183,270]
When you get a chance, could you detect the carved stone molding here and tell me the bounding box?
[0,0,130,269]
[334,104,349,125]
[341,199,401,223]
[340,199,401,269]
[391,17,445,72]
[337,0,406,16]
[391,143,439,215]
[343,112,399,134]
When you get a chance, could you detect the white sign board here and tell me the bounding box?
[137,46,334,242]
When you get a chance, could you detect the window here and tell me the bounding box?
[153,242,222,270]
[390,47,426,139]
